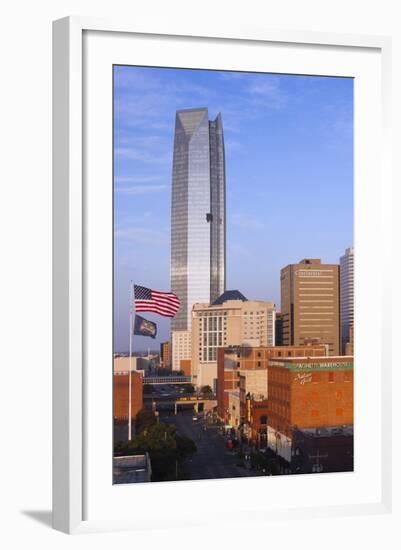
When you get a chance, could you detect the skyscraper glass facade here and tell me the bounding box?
[171,108,226,331]
[340,247,354,354]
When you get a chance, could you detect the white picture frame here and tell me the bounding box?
[52,16,393,534]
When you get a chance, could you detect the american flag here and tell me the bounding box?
[134,285,180,317]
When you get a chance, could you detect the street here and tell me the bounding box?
[161,412,260,480]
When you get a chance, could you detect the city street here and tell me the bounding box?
[161,412,260,480]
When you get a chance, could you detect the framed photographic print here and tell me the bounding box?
[52,17,392,534]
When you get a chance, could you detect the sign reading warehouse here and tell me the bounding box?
[270,361,353,372]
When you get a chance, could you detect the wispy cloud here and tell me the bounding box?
[115,184,167,195]
[228,242,252,258]
[218,72,247,81]
[115,147,170,165]
[114,226,169,245]
[225,139,243,154]
[114,135,171,165]
[231,213,264,230]
[114,175,162,185]
[319,101,353,150]
[246,76,286,109]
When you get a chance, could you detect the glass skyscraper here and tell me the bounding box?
[340,247,354,354]
[171,107,226,332]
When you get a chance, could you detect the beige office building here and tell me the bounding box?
[280,259,340,355]
[191,290,275,390]
[171,330,192,371]
[113,355,150,373]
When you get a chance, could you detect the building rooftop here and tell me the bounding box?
[299,258,321,265]
[272,356,353,361]
[113,454,151,484]
[176,106,207,114]
[212,290,248,305]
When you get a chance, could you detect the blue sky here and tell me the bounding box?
[114,65,353,352]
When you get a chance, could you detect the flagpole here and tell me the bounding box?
[128,281,133,441]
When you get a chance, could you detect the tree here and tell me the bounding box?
[127,423,177,452]
[135,409,157,433]
[182,383,195,394]
[125,423,177,481]
[116,422,197,481]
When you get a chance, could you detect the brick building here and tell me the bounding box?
[247,399,269,445]
[160,341,171,369]
[217,344,327,423]
[291,426,353,473]
[180,359,192,377]
[267,356,353,465]
[113,370,143,420]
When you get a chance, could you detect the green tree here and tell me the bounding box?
[135,409,157,433]
[182,383,195,394]
[116,422,197,481]
[127,423,177,451]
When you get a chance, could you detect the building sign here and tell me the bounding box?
[294,372,312,384]
[270,360,353,372]
[297,270,323,277]
[289,361,353,372]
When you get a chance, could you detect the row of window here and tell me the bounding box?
[270,403,345,419]
[196,310,273,317]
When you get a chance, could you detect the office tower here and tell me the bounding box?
[191,290,276,390]
[160,341,171,369]
[340,247,354,354]
[275,312,284,345]
[171,107,226,333]
[171,330,192,372]
[280,259,340,355]
[345,325,354,355]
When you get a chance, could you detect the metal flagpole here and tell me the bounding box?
[128,281,133,441]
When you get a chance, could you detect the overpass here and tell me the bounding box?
[144,394,217,415]
[172,396,216,415]
[143,376,192,385]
